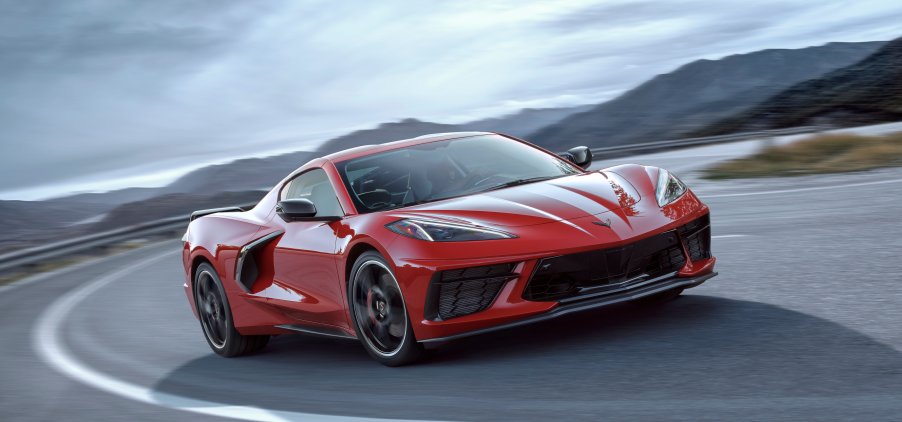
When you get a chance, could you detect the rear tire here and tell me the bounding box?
[348,251,422,366]
[194,262,269,357]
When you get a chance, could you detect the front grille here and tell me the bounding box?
[523,214,711,302]
[426,263,517,320]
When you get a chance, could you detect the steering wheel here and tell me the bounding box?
[358,189,393,210]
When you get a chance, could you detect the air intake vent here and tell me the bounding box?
[523,214,712,302]
[234,231,283,292]
[426,263,517,320]
[679,214,711,261]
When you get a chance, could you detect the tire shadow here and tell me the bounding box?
[153,295,902,421]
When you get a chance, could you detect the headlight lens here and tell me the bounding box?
[655,168,688,207]
[386,218,516,242]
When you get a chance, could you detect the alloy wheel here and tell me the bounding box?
[196,270,228,349]
[351,260,407,357]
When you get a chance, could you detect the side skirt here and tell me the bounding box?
[275,324,357,340]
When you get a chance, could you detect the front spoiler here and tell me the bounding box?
[419,271,717,344]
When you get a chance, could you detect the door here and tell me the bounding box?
[271,168,349,329]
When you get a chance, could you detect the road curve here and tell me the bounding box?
[3,167,902,421]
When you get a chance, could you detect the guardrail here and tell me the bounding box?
[0,203,257,275]
[0,126,827,275]
[588,126,825,157]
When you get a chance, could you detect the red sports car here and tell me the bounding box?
[182,132,716,366]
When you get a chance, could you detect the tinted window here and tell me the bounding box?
[280,168,344,217]
[335,134,580,213]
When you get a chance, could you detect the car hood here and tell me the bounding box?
[393,171,643,228]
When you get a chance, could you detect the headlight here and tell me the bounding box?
[655,168,688,207]
[386,218,516,242]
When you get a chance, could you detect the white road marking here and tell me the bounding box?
[32,249,435,422]
[712,235,748,239]
[701,177,902,198]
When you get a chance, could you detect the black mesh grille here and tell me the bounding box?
[523,215,710,302]
[440,264,513,282]
[427,263,517,320]
[645,244,689,276]
[680,214,712,261]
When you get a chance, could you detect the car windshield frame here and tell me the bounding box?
[333,134,583,214]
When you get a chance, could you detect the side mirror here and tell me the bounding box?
[276,198,340,222]
[561,146,593,169]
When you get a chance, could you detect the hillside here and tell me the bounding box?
[3,39,891,249]
[528,41,885,152]
[162,104,589,194]
[315,105,591,154]
[696,38,902,135]
[0,104,589,250]
[315,119,463,155]
[161,151,316,195]
[92,190,267,229]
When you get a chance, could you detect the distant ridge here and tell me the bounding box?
[695,37,902,135]
[2,40,892,249]
[0,105,590,249]
[160,104,591,195]
[527,41,886,152]
[314,105,592,154]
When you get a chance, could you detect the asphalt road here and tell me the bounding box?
[3,145,902,421]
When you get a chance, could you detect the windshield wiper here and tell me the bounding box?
[480,176,560,193]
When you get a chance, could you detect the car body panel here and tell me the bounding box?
[182,132,717,343]
[389,170,642,227]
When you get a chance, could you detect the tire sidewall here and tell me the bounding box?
[194,262,238,355]
[348,251,421,366]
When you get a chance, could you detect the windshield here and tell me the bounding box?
[335,134,582,213]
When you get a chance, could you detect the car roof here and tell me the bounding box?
[321,131,495,162]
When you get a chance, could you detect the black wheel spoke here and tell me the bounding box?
[210,316,223,340]
[196,271,227,348]
[388,321,404,338]
[200,307,213,328]
[351,260,407,356]
[377,272,392,290]
[197,278,205,295]
[373,323,389,346]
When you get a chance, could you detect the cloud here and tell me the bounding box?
[0,0,900,199]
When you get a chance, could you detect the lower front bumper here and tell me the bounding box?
[418,271,717,344]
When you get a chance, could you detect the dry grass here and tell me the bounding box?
[703,132,902,179]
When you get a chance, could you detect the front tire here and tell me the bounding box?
[194,262,269,357]
[348,251,422,366]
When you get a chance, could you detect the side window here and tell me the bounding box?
[280,168,344,217]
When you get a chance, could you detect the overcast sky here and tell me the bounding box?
[2,0,901,200]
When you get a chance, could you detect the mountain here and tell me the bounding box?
[3,39,889,248]
[56,187,160,207]
[0,197,114,250]
[467,105,594,137]
[695,38,902,135]
[163,105,590,193]
[315,105,592,154]
[0,200,91,241]
[315,119,463,155]
[92,190,267,229]
[0,190,268,250]
[527,41,886,152]
[161,150,316,195]
[0,104,590,250]
[0,188,159,245]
